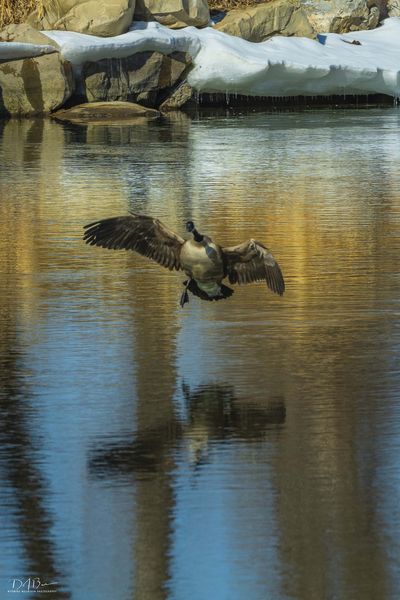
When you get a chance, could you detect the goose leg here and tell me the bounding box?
[180,279,191,308]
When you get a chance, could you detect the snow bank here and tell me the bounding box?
[196,18,400,98]
[0,42,57,60]
[3,17,400,98]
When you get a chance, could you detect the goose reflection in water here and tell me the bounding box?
[181,383,285,469]
[89,384,285,478]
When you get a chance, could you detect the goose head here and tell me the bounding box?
[186,221,204,242]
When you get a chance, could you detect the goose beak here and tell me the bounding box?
[186,221,195,232]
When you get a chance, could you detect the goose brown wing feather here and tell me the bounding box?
[83,214,185,271]
[222,239,285,296]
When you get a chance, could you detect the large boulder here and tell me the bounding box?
[134,0,210,28]
[302,0,388,33]
[215,0,314,42]
[79,51,191,107]
[27,0,136,37]
[0,53,74,117]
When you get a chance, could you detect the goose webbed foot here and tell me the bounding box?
[180,289,189,308]
[180,280,191,308]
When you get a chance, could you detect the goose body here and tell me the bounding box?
[180,237,225,297]
[83,214,285,306]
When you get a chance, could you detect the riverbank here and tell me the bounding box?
[2,3,400,119]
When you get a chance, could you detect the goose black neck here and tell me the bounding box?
[192,228,204,242]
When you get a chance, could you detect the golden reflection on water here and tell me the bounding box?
[0,113,399,600]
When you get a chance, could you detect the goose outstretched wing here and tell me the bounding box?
[83,213,185,271]
[222,239,285,296]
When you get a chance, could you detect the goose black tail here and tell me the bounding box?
[183,280,234,302]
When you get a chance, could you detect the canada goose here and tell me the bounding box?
[83,214,285,307]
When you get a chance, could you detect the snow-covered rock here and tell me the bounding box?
[188,20,400,97]
[42,23,199,65]
[43,18,400,99]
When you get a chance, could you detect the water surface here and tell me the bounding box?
[0,109,399,600]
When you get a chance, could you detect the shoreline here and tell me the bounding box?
[0,94,397,123]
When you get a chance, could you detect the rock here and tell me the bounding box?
[27,0,136,37]
[215,0,314,42]
[134,0,210,28]
[52,101,160,124]
[215,0,388,41]
[159,82,193,111]
[388,0,400,16]
[0,23,59,48]
[302,0,388,33]
[0,54,74,117]
[79,51,191,107]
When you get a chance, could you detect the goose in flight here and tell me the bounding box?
[83,214,285,307]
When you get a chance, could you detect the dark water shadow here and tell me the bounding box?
[0,349,70,599]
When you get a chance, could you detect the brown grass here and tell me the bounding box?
[208,0,264,10]
[0,0,44,29]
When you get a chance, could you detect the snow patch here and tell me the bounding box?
[0,42,57,60]
[43,22,201,64]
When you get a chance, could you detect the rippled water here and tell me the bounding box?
[0,109,399,600]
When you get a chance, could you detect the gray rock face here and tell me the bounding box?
[0,54,74,117]
[27,0,136,37]
[134,0,210,28]
[79,51,191,107]
[302,0,388,33]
